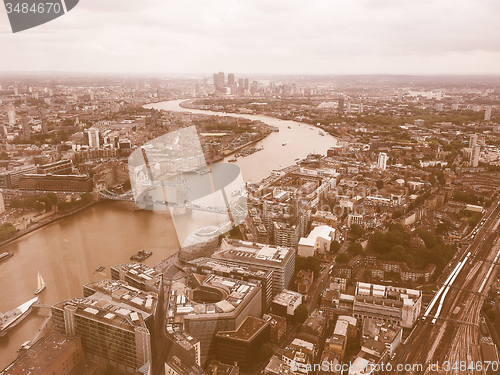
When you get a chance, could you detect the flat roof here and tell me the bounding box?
[216,316,269,342]
[2,333,80,375]
[272,289,302,306]
[214,238,293,267]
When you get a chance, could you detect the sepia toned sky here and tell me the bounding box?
[1,0,499,75]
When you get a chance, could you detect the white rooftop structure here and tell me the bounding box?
[298,225,336,257]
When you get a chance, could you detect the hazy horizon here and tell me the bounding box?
[1,0,500,75]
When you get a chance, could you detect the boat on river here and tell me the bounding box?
[130,250,153,261]
[34,272,46,295]
[0,252,13,263]
[0,297,38,337]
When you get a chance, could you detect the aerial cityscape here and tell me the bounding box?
[1,1,500,375]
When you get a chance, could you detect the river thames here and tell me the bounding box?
[0,99,337,368]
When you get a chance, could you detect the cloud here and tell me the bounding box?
[0,0,499,74]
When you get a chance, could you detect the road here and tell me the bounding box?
[386,201,500,375]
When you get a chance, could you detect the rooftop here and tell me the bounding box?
[215,238,293,267]
[112,263,162,290]
[355,282,421,304]
[187,257,272,279]
[362,318,402,344]
[83,279,158,314]
[56,280,158,330]
[166,356,206,375]
[272,289,302,307]
[166,273,260,321]
[216,316,269,342]
[2,333,81,375]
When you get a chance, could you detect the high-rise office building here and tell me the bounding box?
[273,221,299,248]
[338,98,344,114]
[213,72,225,91]
[250,81,258,95]
[21,123,31,140]
[485,106,492,121]
[378,152,388,171]
[110,263,163,295]
[469,134,478,148]
[1,333,104,375]
[52,280,158,374]
[397,88,403,101]
[7,104,15,125]
[470,145,481,167]
[227,73,235,86]
[215,316,270,370]
[0,192,5,215]
[88,128,100,149]
[186,257,274,309]
[166,273,262,365]
[213,239,296,296]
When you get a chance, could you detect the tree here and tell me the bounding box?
[0,222,16,241]
[347,243,363,256]
[33,201,45,212]
[57,201,72,212]
[436,223,448,235]
[468,213,481,227]
[295,256,321,279]
[44,193,58,209]
[350,224,365,240]
[294,304,309,324]
[335,253,350,264]
[80,193,93,204]
[388,223,405,233]
[330,240,341,253]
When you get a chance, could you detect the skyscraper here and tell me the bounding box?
[52,279,158,374]
[88,128,100,149]
[21,123,31,140]
[470,145,480,167]
[213,72,225,92]
[485,106,492,121]
[469,134,478,148]
[7,104,15,125]
[378,152,388,171]
[251,80,258,95]
[227,73,235,86]
[338,98,344,114]
[0,192,5,215]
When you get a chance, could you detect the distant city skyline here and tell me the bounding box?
[1,0,500,75]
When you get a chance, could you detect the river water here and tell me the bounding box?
[0,99,337,368]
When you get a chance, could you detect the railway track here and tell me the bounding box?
[385,201,500,374]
